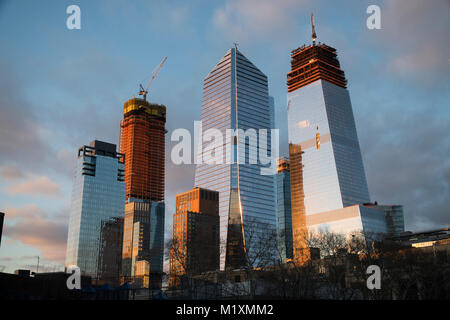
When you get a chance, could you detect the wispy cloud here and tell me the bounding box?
[5,176,61,198]
[0,166,25,181]
[2,203,68,263]
[213,0,310,43]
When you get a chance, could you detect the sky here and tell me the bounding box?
[0,0,449,274]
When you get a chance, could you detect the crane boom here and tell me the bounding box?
[139,56,167,101]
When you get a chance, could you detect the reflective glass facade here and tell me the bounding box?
[363,204,405,236]
[306,205,387,242]
[287,79,370,215]
[121,200,165,282]
[65,142,125,280]
[194,48,276,270]
[276,163,293,262]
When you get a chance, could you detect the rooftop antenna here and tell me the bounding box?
[233,42,239,50]
[311,13,317,45]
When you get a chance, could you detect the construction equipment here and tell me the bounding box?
[311,13,317,45]
[139,56,167,101]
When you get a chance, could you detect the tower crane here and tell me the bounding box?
[139,56,167,101]
[311,13,317,45]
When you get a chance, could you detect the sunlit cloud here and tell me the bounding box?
[2,204,68,264]
[0,166,25,181]
[5,176,61,198]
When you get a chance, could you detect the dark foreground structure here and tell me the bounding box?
[2,229,449,300]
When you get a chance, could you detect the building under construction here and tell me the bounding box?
[119,98,166,202]
[287,43,347,92]
[120,58,167,288]
[287,15,371,263]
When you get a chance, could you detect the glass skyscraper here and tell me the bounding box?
[286,32,375,261]
[65,140,125,281]
[194,47,276,270]
[287,43,370,216]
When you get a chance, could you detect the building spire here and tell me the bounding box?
[311,13,317,45]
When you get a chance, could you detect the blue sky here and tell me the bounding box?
[0,0,449,273]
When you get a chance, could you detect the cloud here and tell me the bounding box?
[5,175,61,198]
[0,255,38,262]
[373,0,450,85]
[2,204,68,263]
[0,166,25,181]
[213,0,310,43]
[0,61,53,171]
[361,105,450,231]
[1,203,44,220]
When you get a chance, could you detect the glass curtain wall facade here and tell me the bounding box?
[363,203,405,236]
[306,205,388,241]
[194,47,276,270]
[276,157,293,262]
[65,141,125,280]
[287,44,370,216]
[121,200,164,283]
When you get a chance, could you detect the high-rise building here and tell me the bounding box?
[169,187,219,287]
[276,157,293,262]
[194,47,276,270]
[119,97,166,202]
[65,140,125,281]
[287,40,370,215]
[119,97,166,286]
[97,217,123,286]
[287,19,371,259]
[121,196,165,285]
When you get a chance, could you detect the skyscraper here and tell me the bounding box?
[276,157,293,262]
[287,40,370,216]
[287,17,371,259]
[169,187,219,287]
[120,97,166,285]
[194,47,276,270]
[65,140,125,281]
[120,98,166,202]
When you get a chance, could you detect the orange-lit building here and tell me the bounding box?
[287,43,347,93]
[169,187,220,288]
[119,97,166,202]
[120,97,166,286]
[288,144,310,265]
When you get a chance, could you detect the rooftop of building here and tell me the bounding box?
[123,97,166,119]
[177,187,219,197]
[386,227,450,242]
[78,140,125,162]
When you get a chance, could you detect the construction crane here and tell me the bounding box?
[311,13,317,45]
[139,56,167,101]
